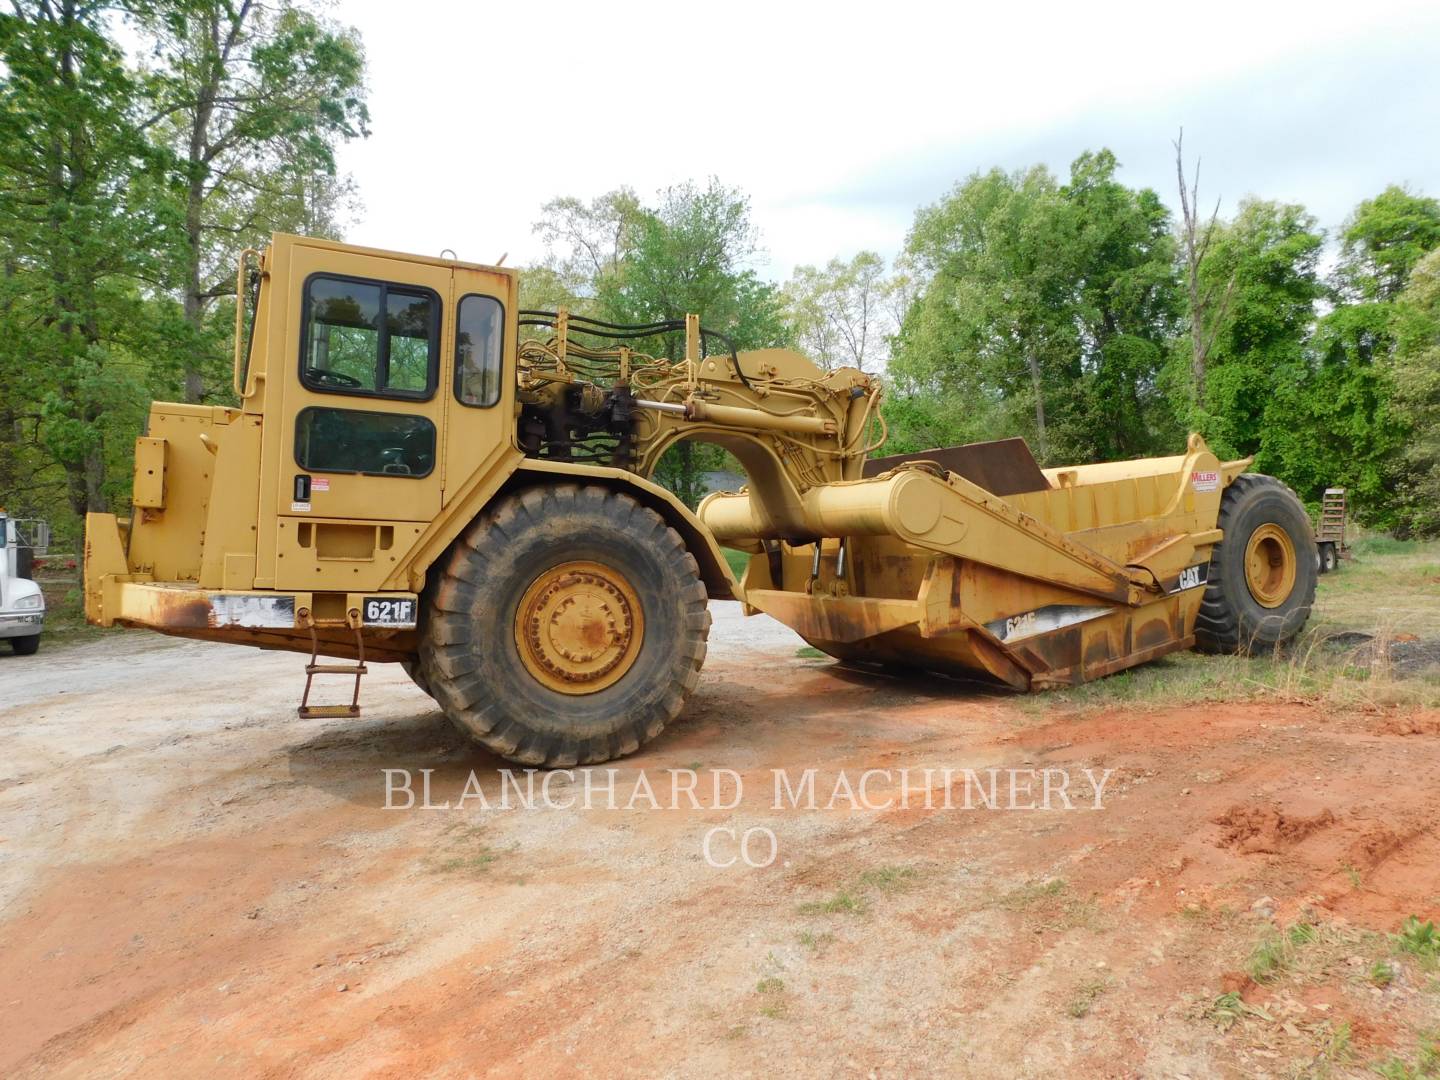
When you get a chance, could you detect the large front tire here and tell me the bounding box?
[1194,474,1316,654]
[416,484,710,766]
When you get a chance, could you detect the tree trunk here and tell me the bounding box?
[183,174,206,403]
[1026,353,1048,460]
[1174,130,1232,408]
[1189,315,1206,403]
[54,5,109,515]
[83,444,108,514]
[182,8,223,404]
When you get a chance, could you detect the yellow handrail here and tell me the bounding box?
[232,248,262,398]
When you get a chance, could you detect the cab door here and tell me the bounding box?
[271,242,452,590]
[441,263,519,506]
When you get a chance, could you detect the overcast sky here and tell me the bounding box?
[334,0,1440,281]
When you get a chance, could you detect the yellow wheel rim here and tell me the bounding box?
[514,561,644,695]
[1243,523,1297,609]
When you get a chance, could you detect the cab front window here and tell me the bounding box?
[301,274,439,399]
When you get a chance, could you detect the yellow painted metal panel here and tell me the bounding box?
[132,437,167,509]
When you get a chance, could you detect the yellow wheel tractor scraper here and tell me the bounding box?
[83,234,1317,765]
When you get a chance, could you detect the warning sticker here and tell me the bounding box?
[312,477,330,492]
[290,501,311,513]
[1191,470,1220,493]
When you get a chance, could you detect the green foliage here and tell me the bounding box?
[1191,199,1325,460]
[530,179,790,503]
[1209,989,1274,1031]
[782,251,894,372]
[598,179,792,356]
[1336,186,1440,303]
[141,0,370,401]
[1281,189,1440,529]
[651,440,736,509]
[797,888,867,916]
[1246,922,1317,983]
[0,1,188,519]
[0,0,371,547]
[1388,250,1440,536]
[1395,916,1440,961]
[885,158,1440,534]
[892,150,1181,465]
[1065,978,1109,1019]
[721,547,751,579]
[1371,1035,1440,1080]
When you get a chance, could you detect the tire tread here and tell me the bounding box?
[415,484,710,766]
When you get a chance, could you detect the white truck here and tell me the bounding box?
[0,511,45,655]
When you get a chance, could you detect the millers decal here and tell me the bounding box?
[1190,470,1220,492]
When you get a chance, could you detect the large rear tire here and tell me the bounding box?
[415,484,710,766]
[1194,474,1316,655]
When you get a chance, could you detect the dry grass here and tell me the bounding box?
[989,877,1105,933]
[1315,536,1440,638]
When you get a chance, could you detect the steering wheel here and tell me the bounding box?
[306,367,363,389]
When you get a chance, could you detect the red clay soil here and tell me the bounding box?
[2,634,1439,1078]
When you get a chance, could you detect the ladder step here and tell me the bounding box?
[299,704,361,719]
[298,622,368,720]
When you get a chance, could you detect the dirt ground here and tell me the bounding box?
[3,602,1440,1078]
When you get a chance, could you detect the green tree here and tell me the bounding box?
[608,181,790,505]
[1288,187,1440,524]
[531,188,642,310]
[1061,149,1183,460]
[892,151,1180,464]
[1335,185,1440,303]
[1190,199,1325,466]
[1384,249,1440,535]
[531,179,790,505]
[596,180,790,352]
[894,164,1069,457]
[0,1,185,517]
[142,0,370,402]
[783,251,891,372]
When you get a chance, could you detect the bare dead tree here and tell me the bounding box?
[1174,129,1235,404]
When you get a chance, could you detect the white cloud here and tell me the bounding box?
[334,0,1440,278]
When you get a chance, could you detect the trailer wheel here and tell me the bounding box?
[416,484,710,767]
[1195,474,1316,655]
[1320,542,1339,573]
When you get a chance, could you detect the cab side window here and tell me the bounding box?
[454,294,504,408]
[302,275,439,398]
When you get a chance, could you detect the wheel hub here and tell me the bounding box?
[1243,523,1297,608]
[515,561,644,694]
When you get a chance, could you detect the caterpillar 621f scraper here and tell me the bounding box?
[84,234,1317,765]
